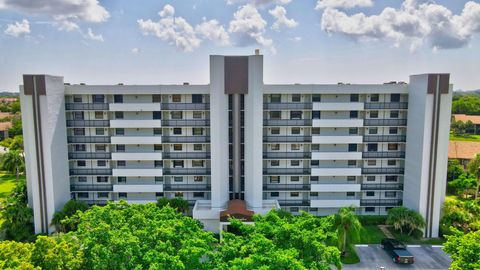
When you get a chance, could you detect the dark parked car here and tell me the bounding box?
[381,238,415,264]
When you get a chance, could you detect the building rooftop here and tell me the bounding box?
[452,114,480,125]
[0,122,12,132]
[448,140,480,160]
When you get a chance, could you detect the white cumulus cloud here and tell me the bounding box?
[269,5,298,30]
[196,18,230,46]
[84,28,103,42]
[131,48,140,54]
[320,0,480,51]
[4,19,30,37]
[315,0,373,9]
[227,0,291,6]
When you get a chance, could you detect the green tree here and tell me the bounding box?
[51,200,88,232]
[31,234,85,270]
[441,199,480,235]
[0,241,37,269]
[449,174,478,198]
[334,207,362,254]
[1,149,25,181]
[387,207,426,236]
[467,154,480,199]
[157,197,189,214]
[8,116,22,137]
[444,230,480,270]
[448,159,465,182]
[451,120,466,135]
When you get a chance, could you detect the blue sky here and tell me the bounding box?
[0,0,479,91]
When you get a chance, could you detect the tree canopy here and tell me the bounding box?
[452,93,480,115]
[444,230,480,270]
[386,207,425,236]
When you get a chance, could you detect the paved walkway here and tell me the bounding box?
[378,225,394,238]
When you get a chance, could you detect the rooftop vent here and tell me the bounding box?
[384,81,397,85]
[64,83,70,85]
[183,82,189,85]
[117,83,124,85]
[80,83,85,85]
[255,49,260,55]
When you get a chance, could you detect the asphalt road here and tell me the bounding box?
[343,244,451,270]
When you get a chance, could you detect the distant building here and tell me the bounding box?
[0,98,18,103]
[448,141,480,166]
[0,122,12,140]
[452,114,480,134]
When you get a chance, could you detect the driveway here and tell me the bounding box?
[343,244,451,270]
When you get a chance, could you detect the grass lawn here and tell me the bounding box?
[449,133,480,141]
[357,225,387,244]
[341,244,360,265]
[388,227,446,245]
[0,173,23,226]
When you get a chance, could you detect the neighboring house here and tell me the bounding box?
[0,98,18,103]
[452,114,480,134]
[448,140,480,166]
[0,122,12,140]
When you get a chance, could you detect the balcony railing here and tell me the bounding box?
[263,152,311,159]
[363,135,406,142]
[69,152,112,159]
[67,120,110,127]
[263,136,312,143]
[70,169,112,175]
[70,184,113,192]
[162,136,210,143]
[162,152,211,159]
[163,168,211,175]
[82,200,109,206]
[68,136,111,143]
[362,152,406,158]
[361,184,404,190]
[364,119,407,126]
[360,199,403,206]
[163,184,211,191]
[263,119,312,126]
[66,103,109,110]
[362,168,404,174]
[264,103,312,110]
[161,103,210,110]
[278,200,310,206]
[263,184,310,191]
[364,102,408,110]
[263,168,311,175]
[162,120,210,126]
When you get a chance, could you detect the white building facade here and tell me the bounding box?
[20,54,452,237]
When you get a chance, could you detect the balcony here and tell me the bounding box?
[263,184,310,191]
[362,168,404,174]
[162,136,210,143]
[310,199,360,208]
[162,119,210,126]
[263,168,311,175]
[311,151,362,160]
[364,119,407,126]
[111,152,162,161]
[163,168,211,175]
[69,152,111,159]
[364,102,408,110]
[263,119,312,126]
[70,184,113,192]
[112,168,163,177]
[278,200,310,206]
[311,168,362,176]
[66,103,109,110]
[263,103,312,110]
[69,169,112,175]
[311,184,361,192]
[263,136,312,143]
[161,103,210,110]
[312,119,363,128]
[113,184,164,193]
[68,136,111,143]
[109,103,161,111]
[363,135,406,142]
[361,184,404,190]
[82,200,108,206]
[110,120,161,128]
[360,199,403,206]
[362,152,405,158]
[110,136,162,145]
[313,102,364,111]
[263,152,311,159]
[67,120,109,127]
[162,152,210,159]
[163,184,211,191]
[312,135,363,144]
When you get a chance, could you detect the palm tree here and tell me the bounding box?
[335,206,362,254]
[2,150,24,181]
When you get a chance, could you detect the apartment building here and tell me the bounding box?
[20,53,452,237]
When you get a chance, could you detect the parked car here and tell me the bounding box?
[381,238,415,264]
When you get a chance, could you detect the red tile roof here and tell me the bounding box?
[449,141,480,160]
[453,114,480,125]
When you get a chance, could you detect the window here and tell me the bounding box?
[367,160,376,166]
[367,144,378,152]
[311,144,319,151]
[173,128,182,135]
[154,144,163,151]
[385,207,393,211]
[388,143,398,150]
[115,111,124,119]
[116,145,125,152]
[116,128,124,135]
[348,144,357,152]
[370,94,379,102]
[385,191,397,198]
[117,161,126,166]
[270,176,280,183]
[118,193,127,199]
[75,144,86,151]
[291,128,301,135]
[290,111,302,120]
[173,160,184,168]
[291,144,300,151]
[310,192,318,197]
[74,128,85,135]
[97,160,106,167]
[310,176,319,182]
[365,207,375,213]
[389,127,398,134]
[271,128,280,135]
[270,111,281,119]
[290,207,299,212]
[94,111,103,119]
[386,176,397,182]
[350,111,358,118]
[156,192,164,197]
[78,192,89,199]
[349,128,358,135]
[78,177,87,182]
[153,111,161,119]
[350,94,359,102]
[312,127,320,135]
[173,144,182,151]
[155,160,163,167]
[292,94,301,102]
[312,111,321,119]
[193,111,202,119]
[118,177,126,183]
[171,111,182,119]
[291,176,300,182]
[387,160,396,166]
[291,160,300,166]
[172,95,181,102]
[271,144,280,150]
[347,192,355,197]
[347,176,356,181]
[174,176,183,182]
[391,94,400,102]
[193,192,205,198]
[370,111,379,118]
[312,94,321,102]
[95,145,106,152]
[192,94,203,103]
[390,111,399,118]
[77,160,86,167]
[73,95,82,103]
[95,128,104,135]
[175,192,183,198]
[192,160,204,167]
[92,95,104,103]
[291,192,300,197]
[155,177,163,182]
[194,176,203,182]
[348,160,356,166]
[193,128,203,135]
[271,192,279,197]
[193,144,202,151]
[271,94,281,103]
[367,176,375,181]
[271,160,280,166]
[73,111,84,120]
[154,128,162,135]
[152,95,161,103]
[97,176,108,183]
[366,191,375,197]
[368,128,378,135]
[311,160,319,166]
